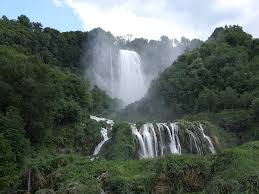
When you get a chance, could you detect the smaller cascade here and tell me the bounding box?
[142,124,155,158]
[131,124,148,158]
[93,128,110,156]
[170,123,182,154]
[149,124,159,157]
[198,123,216,154]
[90,115,114,126]
[186,129,203,155]
[156,123,166,156]
[131,121,217,159]
[90,115,113,159]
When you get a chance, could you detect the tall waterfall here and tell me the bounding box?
[117,50,147,105]
[89,49,148,106]
[132,122,216,159]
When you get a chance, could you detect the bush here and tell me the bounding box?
[251,98,259,120]
[216,110,252,132]
[0,134,19,193]
[207,141,259,194]
[101,123,136,160]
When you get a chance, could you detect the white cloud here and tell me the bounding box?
[213,0,255,24]
[53,0,63,7]
[53,0,259,40]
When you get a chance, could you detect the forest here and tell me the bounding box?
[0,15,259,194]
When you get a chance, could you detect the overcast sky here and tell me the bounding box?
[2,0,259,40]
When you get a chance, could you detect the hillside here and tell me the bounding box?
[122,25,259,141]
[0,15,259,194]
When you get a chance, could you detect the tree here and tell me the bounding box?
[91,86,111,114]
[251,39,259,57]
[1,15,8,21]
[196,88,218,112]
[125,24,257,119]
[17,15,31,28]
[0,134,19,193]
[0,107,30,165]
[32,22,43,32]
[219,87,239,109]
[251,98,259,120]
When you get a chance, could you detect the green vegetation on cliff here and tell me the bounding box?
[16,141,259,194]
[0,16,114,193]
[123,25,259,142]
[0,15,259,194]
[101,123,136,160]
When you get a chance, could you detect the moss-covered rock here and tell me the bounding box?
[101,122,136,160]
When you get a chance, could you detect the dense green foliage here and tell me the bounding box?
[0,45,110,143]
[14,141,259,193]
[101,123,136,160]
[208,141,259,193]
[0,15,86,73]
[156,26,258,115]
[0,134,19,193]
[0,16,115,193]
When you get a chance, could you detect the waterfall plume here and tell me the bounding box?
[89,49,148,106]
[117,50,147,105]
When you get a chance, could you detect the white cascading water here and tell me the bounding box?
[89,115,216,159]
[156,124,166,156]
[93,128,110,156]
[161,123,181,155]
[132,122,216,159]
[198,124,216,154]
[117,50,147,105]
[187,129,203,155]
[131,124,148,158]
[91,49,148,106]
[170,123,182,154]
[90,115,114,158]
[90,115,114,126]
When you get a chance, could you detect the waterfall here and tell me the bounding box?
[156,123,166,156]
[142,124,155,158]
[90,49,148,106]
[89,116,216,159]
[131,124,148,158]
[132,122,216,159]
[117,50,147,105]
[90,115,114,126]
[149,124,159,157]
[90,115,113,158]
[161,123,176,154]
[186,129,203,155]
[170,123,181,154]
[198,123,216,154]
[93,128,110,156]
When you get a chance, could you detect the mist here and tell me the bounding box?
[82,28,202,107]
